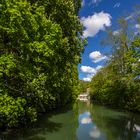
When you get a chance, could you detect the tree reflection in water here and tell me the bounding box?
[76,102,140,140]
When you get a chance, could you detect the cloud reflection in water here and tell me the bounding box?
[79,112,92,125]
[89,126,101,138]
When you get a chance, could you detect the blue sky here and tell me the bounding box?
[78,0,140,81]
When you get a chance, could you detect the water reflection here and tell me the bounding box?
[77,102,140,140]
[79,112,92,124]
[0,102,140,140]
[89,126,101,138]
[77,102,105,140]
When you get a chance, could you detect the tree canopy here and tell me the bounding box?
[90,18,140,112]
[0,0,85,128]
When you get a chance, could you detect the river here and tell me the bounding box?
[0,102,140,140]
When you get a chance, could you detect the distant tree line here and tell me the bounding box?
[79,80,90,93]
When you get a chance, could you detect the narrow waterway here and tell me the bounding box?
[0,102,140,140]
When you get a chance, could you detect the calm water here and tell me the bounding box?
[0,102,140,140]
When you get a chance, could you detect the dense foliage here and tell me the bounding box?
[0,0,85,128]
[90,19,140,112]
[79,80,90,93]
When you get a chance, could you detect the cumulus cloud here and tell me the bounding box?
[82,75,93,82]
[83,73,95,82]
[134,24,140,35]
[135,24,140,29]
[83,77,92,82]
[113,3,120,8]
[81,65,103,74]
[81,12,112,38]
[96,65,103,70]
[81,65,103,81]
[81,66,96,74]
[89,51,108,63]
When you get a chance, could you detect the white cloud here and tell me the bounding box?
[134,24,140,35]
[125,15,132,21]
[135,24,140,29]
[82,65,103,81]
[96,65,103,70]
[113,3,120,8]
[83,74,95,82]
[89,51,108,63]
[81,66,96,74]
[83,77,92,82]
[89,51,101,59]
[81,12,112,38]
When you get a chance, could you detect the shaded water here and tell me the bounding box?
[0,102,140,140]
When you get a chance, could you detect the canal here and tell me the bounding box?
[0,102,140,140]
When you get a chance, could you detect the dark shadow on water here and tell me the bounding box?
[0,106,73,140]
[0,118,62,140]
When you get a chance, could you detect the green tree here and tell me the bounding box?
[90,17,140,112]
[0,0,84,128]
